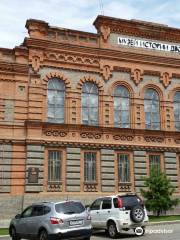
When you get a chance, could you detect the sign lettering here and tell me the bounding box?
[118,36,180,53]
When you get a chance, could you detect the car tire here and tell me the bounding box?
[83,238,90,240]
[107,221,118,239]
[39,230,48,240]
[11,227,21,240]
[130,205,145,223]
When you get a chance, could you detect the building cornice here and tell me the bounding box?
[24,38,180,69]
[94,15,180,44]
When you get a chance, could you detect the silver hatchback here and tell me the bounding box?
[9,200,92,240]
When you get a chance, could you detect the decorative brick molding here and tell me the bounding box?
[47,182,62,192]
[100,25,110,42]
[80,132,102,139]
[144,136,164,143]
[113,135,134,141]
[100,60,113,81]
[26,19,48,38]
[29,49,44,73]
[131,68,143,85]
[175,139,180,144]
[44,52,99,67]
[43,71,71,89]
[43,130,67,137]
[84,182,98,192]
[118,182,132,192]
[77,75,104,93]
[160,72,172,88]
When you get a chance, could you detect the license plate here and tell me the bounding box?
[69,220,83,226]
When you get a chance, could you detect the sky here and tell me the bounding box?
[0,0,180,49]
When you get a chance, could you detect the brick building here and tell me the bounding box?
[0,15,180,221]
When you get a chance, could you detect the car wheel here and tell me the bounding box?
[11,227,21,240]
[130,205,145,223]
[107,221,118,239]
[39,230,48,240]
[83,238,90,240]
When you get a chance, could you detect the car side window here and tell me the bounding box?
[44,206,51,215]
[32,205,44,217]
[102,198,112,209]
[113,198,118,208]
[21,206,33,218]
[90,199,102,210]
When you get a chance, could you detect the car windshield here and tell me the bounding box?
[55,202,85,214]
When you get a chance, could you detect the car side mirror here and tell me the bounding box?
[15,214,21,219]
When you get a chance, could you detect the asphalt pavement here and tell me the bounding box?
[1,223,180,240]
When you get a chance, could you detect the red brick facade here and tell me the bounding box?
[0,16,180,220]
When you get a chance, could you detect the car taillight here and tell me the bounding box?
[50,217,63,224]
[87,214,91,220]
[118,197,123,208]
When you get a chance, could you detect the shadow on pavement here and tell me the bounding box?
[92,230,138,239]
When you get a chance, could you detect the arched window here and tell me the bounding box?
[114,86,130,128]
[82,82,98,125]
[47,78,65,123]
[144,88,160,130]
[174,91,180,131]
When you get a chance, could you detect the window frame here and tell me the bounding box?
[117,153,130,183]
[44,148,66,192]
[173,91,180,131]
[81,82,99,126]
[48,150,62,183]
[83,151,97,183]
[81,150,101,191]
[144,88,160,130]
[47,78,66,123]
[147,153,164,176]
[177,154,180,193]
[113,85,130,128]
[115,151,134,192]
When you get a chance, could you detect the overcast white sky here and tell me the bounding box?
[0,0,180,48]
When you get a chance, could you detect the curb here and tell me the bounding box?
[148,220,180,226]
[0,235,9,238]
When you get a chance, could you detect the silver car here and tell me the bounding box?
[9,200,92,240]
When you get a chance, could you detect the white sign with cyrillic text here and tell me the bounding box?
[118,36,180,53]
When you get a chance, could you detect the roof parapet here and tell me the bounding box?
[25,19,49,38]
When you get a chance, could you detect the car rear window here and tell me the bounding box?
[114,195,143,208]
[55,202,85,214]
[121,196,142,206]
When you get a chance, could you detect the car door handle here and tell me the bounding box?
[107,211,110,213]
[96,211,99,214]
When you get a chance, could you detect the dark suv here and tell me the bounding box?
[89,194,149,238]
[9,200,92,240]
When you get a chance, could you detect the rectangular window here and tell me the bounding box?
[0,148,4,190]
[48,151,61,182]
[149,154,161,173]
[84,152,96,182]
[118,154,130,182]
